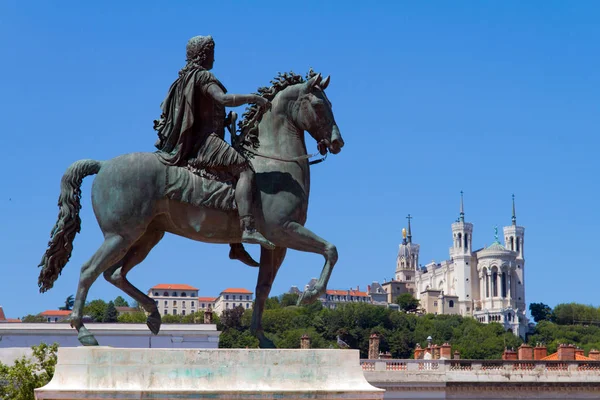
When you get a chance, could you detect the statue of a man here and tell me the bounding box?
[153,35,274,252]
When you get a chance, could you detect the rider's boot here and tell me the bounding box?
[240,215,275,250]
[229,243,260,267]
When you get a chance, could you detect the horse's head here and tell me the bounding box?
[292,73,344,155]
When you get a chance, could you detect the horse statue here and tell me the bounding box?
[37,71,344,348]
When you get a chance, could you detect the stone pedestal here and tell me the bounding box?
[35,347,384,400]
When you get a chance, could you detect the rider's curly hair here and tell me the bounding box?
[179,35,215,77]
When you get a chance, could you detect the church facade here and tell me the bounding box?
[394,193,528,338]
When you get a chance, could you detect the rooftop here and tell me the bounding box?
[150,284,199,291]
[326,289,368,297]
[39,310,72,316]
[221,288,253,294]
[198,297,217,302]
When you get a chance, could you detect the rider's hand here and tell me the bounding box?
[254,95,270,109]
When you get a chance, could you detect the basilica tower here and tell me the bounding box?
[449,191,474,314]
[503,195,526,334]
[396,214,420,283]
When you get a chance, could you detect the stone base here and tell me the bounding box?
[35,347,384,400]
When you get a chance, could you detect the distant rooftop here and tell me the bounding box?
[150,284,199,291]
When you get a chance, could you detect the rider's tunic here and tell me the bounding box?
[154,68,249,175]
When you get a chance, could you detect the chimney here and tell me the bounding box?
[368,333,380,360]
[440,343,452,359]
[414,344,424,359]
[379,351,392,359]
[557,344,576,361]
[453,350,461,360]
[533,344,548,360]
[503,348,518,360]
[575,348,584,359]
[300,334,311,349]
[588,349,600,361]
[517,344,533,360]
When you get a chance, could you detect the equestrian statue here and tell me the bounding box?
[37,35,344,348]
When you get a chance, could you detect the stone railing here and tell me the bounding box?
[361,359,600,382]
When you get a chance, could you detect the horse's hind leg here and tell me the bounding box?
[70,234,134,346]
[103,229,165,335]
[278,222,338,305]
[250,247,287,348]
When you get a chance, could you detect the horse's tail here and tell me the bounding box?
[38,159,103,293]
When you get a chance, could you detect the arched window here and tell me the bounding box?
[449,300,454,308]
[154,292,159,296]
[163,292,169,296]
[172,292,178,297]
[516,238,520,252]
[458,233,462,247]
[510,237,514,251]
[464,234,468,249]
[181,292,187,297]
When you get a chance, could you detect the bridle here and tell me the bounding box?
[242,146,328,166]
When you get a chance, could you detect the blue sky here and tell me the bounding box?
[0,1,598,319]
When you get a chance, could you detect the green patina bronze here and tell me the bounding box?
[37,36,344,348]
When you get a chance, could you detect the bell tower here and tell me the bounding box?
[396,214,420,282]
[503,194,526,322]
[450,191,474,314]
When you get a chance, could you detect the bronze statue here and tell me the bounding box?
[38,35,344,348]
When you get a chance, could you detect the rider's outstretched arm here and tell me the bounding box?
[206,84,266,108]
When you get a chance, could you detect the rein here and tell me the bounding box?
[243,147,328,166]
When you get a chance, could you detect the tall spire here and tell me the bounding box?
[406,214,413,243]
[511,194,516,226]
[459,191,465,222]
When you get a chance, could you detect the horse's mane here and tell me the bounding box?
[236,69,320,151]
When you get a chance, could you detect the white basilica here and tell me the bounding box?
[394,193,528,338]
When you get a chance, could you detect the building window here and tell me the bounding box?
[246,303,250,309]
[191,301,195,308]
[466,307,470,311]
[173,309,177,315]
[172,292,178,297]
[434,301,438,306]
[164,300,168,307]
[226,295,229,300]
[173,300,177,306]
[154,292,159,296]
[246,295,250,300]
[155,300,158,305]
[181,292,187,297]
[226,303,229,309]
[449,300,454,308]
[182,301,186,308]
[516,238,520,252]
[182,310,186,316]
[163,292,169,296]
[164,309,167,315]
[201,303,205,308]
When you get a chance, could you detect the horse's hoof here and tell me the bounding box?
[147,313,162,335]
[297,289,319,305]
[78,327,99,346]
[258,336,277,349]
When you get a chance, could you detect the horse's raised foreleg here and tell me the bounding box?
[251,246,287,348]
[279,222,338,305]
[70,234,133,346]
[103,229,165,335]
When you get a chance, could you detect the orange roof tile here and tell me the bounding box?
[39,310,72,316]
[541,352,594,361]
[151,284,199,291]
[3,318,21,323]
[326,289,369,297]
[198,297,217,302]
[221,288,253,294]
